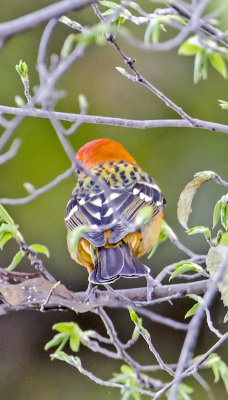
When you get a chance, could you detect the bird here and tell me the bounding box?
[65,138,165,296]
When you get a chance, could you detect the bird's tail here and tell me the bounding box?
[89,243,149,284]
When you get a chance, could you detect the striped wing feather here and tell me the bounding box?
[65,180,164,247]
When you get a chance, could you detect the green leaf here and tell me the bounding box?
[219,99,228,110]
[188,294,203,303]
[113,16,126,27]
[0,205,15,225]
[53,322,80,334]
[185,303,200,319]
[68,226,89,258]
[187,225,210,238]
[30,244,50,258]
[213,195,228,231]
[120,365,134,377]
[177,171,219,230]
[166,383,194,400]
[203,352,220,368]
[135,205,153,227]
[220,232,228,244]
[6,249,24,271]
[224,311,228,323]
[221,201,228,230]
[15,95,25,107]
[194,171,217,179]
[69,334,80,352]
[131,390,141,400]
[169,262,203,281]
[209,52,227,78]
[51,350,81,364]
[147,241,159,259]
[185,294,203,318]
[23,182,35,194]
[178,383,194,400]
[178,39,201,56]
[148,220,176,259]
[132,325,140,341]
[213,230,223,246]
[15,60,28,80]
[194,50,207,84]
[128,306,139,323]
[44,332,67,351]
[148,220,177,258]
[168,14,186,26]
[111,365,146,400]
[59,16,83,31]
[213,199,224,228]
[61,33,78,58]
[204,353,228,394]
[128,307,150,339]
[116,66,128,76]
[161,220,177,241]
[45,322,85,355]
[0,223,18,235]
[99,0,119,8]
[206,245,228,307]
[144,20,161,44]
[0,232,13,249]
[78,94,88,110]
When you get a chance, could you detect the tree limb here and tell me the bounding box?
[1,105,228,134]
[0,268,210,314]
[0,0,96,45]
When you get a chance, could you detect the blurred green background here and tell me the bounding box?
[0,1,228,399]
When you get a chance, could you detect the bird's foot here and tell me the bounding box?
[83,281,98,304]
[145,274,160,301]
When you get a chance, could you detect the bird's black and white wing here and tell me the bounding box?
[65,175,165,247]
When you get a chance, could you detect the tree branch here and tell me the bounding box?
[0,0,96,45]
[0,166,74,205]
[0,138,21,165]
[0,105,228,134]
[169,246,228,400]
[0,268,210,314]
[168,1,228,48]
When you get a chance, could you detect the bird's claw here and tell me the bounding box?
[146,274,160,301]
[83,281,98,304]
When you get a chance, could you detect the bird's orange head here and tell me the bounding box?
[76,138,137,169]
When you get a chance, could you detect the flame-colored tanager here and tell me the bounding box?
[65,138,165,290]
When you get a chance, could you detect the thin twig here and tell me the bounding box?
[205,307,223,339]
[153,332,228,399]
[155,255,206,283]
[131,314,175,377]
[169,0,228,48]
[53,352,156,397]
[19,241,56,283]
[96,308,154,388]
[169,248,228,400]
[0,138,21,165]
[0,106,228,133]
[40,281,60,312]
[93,3,196,126]
[0,167,74,205]
[134,307,188,331]
[0,0,96,43]
[37,19,58,84]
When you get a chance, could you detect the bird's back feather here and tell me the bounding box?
[65,160,165,282]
